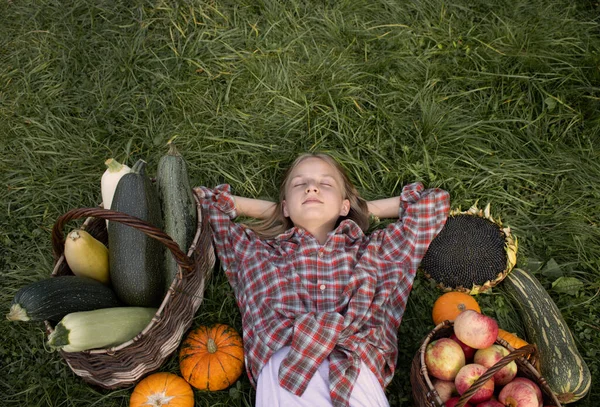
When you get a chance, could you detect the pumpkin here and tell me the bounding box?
[130,372,194,407]
[179,324,244,391]
[431,291,481,325]
[497,328,529,349]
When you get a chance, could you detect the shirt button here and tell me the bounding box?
[318,251,324,258]
[319,284,326,290]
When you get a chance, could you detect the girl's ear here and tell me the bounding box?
[282,200,289,217]
[340,199,350,216]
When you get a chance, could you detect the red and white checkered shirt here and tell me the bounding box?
[196,183,449,407]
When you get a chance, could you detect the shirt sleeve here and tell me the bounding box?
[370,182,450,271]
[194,184,254,288]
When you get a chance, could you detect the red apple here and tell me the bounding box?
[454,363,495,404]
[433,379,457,403]
[445,396,473,407]
[498,381,539,407]
[475,400,504,407]
[510,377,543,407]
[473,344,517,385]
[450,333,476,361]
[454,310,499,349]
[425,338,466,380]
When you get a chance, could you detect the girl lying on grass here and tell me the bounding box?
[194,153,449,407]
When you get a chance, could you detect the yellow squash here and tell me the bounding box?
[64,229,110,284]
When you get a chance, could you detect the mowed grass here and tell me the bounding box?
[1,0,599,405]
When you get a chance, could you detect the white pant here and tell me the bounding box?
[255,346,390,407]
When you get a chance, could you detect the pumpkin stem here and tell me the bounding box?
[143,391,175,406]
[207,338,218,354]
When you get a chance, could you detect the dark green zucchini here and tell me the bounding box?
[503,268,591,403]
[6,276,121,322]
[109,159,164,307]
[156,141,197,287]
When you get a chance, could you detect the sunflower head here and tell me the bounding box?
[420,203,518,294]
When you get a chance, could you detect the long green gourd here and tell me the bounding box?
[503,268,591,404]
[6,276,121,322]
[156,140,197,288]
[109,159,164,307]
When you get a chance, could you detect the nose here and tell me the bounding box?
[305,183,319,194]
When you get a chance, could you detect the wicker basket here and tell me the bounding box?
[45,193,215,389]
[410,321,563,407]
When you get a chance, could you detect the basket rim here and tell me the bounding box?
[51,205,195,273]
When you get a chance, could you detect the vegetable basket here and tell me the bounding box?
[409,320,563,407]
[45,193,215,389]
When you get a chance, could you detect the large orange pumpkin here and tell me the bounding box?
[432,291,481,325]
[179,324,244,391]
[130,372,194,407]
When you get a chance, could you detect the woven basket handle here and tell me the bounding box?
[455,344,537,407]
[51,207,194,273]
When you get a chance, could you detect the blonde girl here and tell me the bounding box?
[195,153,450,407]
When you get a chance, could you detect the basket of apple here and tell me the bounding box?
[410,309,563,407]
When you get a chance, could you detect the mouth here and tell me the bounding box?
[303,198,322,205]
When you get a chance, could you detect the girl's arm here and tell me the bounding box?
[232,195,276,219]
[367,197,401,219]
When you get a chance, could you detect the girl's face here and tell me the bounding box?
[282,157,350,232]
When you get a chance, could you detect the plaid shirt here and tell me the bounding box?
[196,183,449,407]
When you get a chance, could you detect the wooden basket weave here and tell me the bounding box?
[45,193,215,389]
[410,321,563,407]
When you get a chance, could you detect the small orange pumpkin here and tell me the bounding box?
[497,328,529,349]
[432,291,481,325]
[130,372,194,407]
[179,324,244,391]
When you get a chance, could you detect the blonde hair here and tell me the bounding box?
[246,153,370,239]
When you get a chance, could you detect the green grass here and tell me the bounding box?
[1,0,599,405]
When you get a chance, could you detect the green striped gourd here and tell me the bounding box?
[503,268,591,403]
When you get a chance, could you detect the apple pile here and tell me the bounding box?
[424,310,546,407]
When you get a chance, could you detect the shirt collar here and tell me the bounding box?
[275,219,365,247]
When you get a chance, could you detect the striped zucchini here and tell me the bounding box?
[6,276,121,322]
[156,140,197,287]
[109,159,164,307]
[503,268,591,403]
[47,307,157,352]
